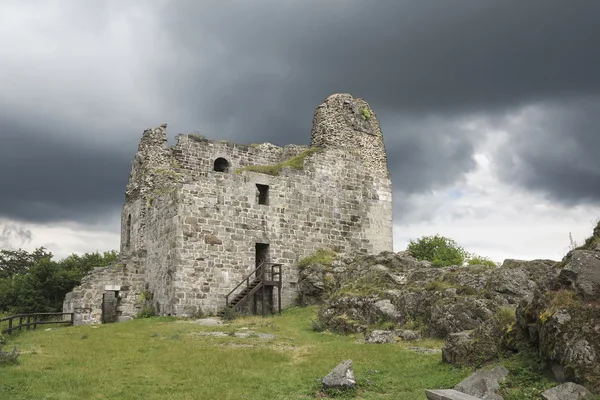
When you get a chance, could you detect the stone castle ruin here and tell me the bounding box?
[63,93,393,324]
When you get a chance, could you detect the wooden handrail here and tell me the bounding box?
[1,312,74,335]
[225,262,282,307]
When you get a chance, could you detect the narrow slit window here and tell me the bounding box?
[256,184,269,205]
[126,214,131,247]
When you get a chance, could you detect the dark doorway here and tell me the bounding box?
[255,243,270,268]
[102,291,119,323]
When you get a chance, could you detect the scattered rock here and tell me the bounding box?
[183,317,222,326]
[406,347,440,354]
[322,359,356,390]
[365,330,395,344]
[425,389,483,400]
[541,382,593,400]
[396,329,421,341]
[191,331,275,339]
[454,366,509,400]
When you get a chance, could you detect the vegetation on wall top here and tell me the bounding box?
[235,147,321,176]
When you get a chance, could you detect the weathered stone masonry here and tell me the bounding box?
[63,93,393,323]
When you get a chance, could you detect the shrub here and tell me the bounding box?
[407,234,469,267]
[496,306,516,330]
[0,344,20,365]
[467,255,498,267]
[137,304,157,319]
[311,318,327,332]
[220,307,239,321]
[424,280,455,291]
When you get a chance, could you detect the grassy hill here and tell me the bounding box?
[1,306,470,400]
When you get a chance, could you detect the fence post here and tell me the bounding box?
[70,313,75,326]
[19,316,23,333]
[26,315,31,330]
[8,317,13,335]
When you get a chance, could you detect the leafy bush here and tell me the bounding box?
[467,255,498,267]
[407,235,469,267]
[310,318,327,332]
[220,307,239,321]
[407,235,499,267]
[0,344,20,366]
[137,304,157,319]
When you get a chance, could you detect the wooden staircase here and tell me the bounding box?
[222,261,283,316]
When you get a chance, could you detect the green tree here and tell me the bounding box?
[0,247,53,279]
[407,234,469,267]
[0,248,118,313]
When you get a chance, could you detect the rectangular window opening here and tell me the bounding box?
[256,184,269,205]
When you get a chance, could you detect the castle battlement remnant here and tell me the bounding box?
[63,93,393,324]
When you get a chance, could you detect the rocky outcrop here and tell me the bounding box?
[304,251,558,338]
[515,223,600,393]
[516,286,600,391]
[301,222,600,396]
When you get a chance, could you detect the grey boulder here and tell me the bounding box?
[322,359,356,390]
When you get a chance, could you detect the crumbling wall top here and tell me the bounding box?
[310,94,389,177]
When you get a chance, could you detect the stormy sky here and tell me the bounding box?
[1,0,600,262]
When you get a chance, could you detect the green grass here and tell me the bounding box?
[236,147,320,176]
[0,306,470,400]
[298,248,338,270]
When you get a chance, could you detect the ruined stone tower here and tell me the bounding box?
[63,93,393,324]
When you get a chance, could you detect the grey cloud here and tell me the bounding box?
[158,0,600,117]
[0,117,133,224]
[492,98,600,206]
[0,221,33,249]
[1,0,600,228]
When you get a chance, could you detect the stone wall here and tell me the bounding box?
[63,253,146,325]
[159,136,392,315]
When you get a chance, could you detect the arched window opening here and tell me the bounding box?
[126,214,131,248]
[213,157,230,172]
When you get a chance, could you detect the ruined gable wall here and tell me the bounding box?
[63,254,146,325]
[140,191,181,316]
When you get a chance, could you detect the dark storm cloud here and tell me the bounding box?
[493,98,600,206]
[2,0,600,227]
[158,0,600,116]
[0,117,133,224]
[155,0,600,210]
